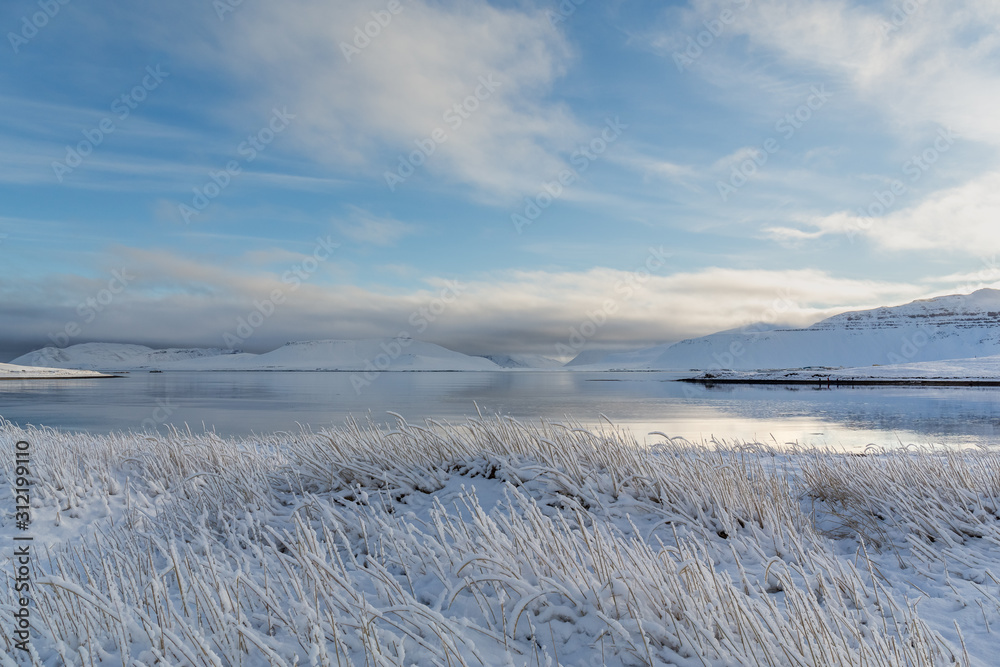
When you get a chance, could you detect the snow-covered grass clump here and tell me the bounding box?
[2,416,999,665]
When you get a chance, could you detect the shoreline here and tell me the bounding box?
[0,374,121,380]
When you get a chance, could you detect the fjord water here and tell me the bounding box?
[2,371,1000,449]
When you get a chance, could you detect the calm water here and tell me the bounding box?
[2,371,1000,449]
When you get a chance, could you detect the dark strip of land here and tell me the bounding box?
[679,377,1000,387]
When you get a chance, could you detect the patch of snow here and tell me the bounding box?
[0,362,114,379]
[696,354,1000,382]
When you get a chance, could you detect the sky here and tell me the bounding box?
[2,0,1000,361]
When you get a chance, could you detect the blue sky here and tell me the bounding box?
[2,0,999,360]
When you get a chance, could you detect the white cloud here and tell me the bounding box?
[699,0,1000,145]
[712,146,768,170]
[197,0,586,201]
[648,0,1000,256]
[611,151,698,186]
[778,170,1000,254]
[760,225,826,245]
[3,246,934,356]
[336,206,419,246]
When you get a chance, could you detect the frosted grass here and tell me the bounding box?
[2,414,998,665]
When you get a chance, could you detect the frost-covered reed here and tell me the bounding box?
[1,415,998,665]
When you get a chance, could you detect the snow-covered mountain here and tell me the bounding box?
[172,339,502,371]
[573,289,1000,371]
[11,343,240,371]
[477,353,564,369]
[12,339,503,372]
[18,289,1000,374]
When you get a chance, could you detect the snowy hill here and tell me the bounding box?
[169,339,503,371]
[11,343,239,371]
[12,339,503,372]
[576,289,1000,371]
[477,353,564,369]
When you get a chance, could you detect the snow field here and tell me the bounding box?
[1,416,999,665]
[0,363,113,379]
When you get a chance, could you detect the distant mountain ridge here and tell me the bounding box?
[814,289,1000,331]
[15,289,1000,373]
[11,343,239,370]
[573,289,1000,371]
[11,340,503,372]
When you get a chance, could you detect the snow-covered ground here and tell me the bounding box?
[11,340,505,372]
[837,355,1000,380]
[2,416,998,665]
[0,362,114,379]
